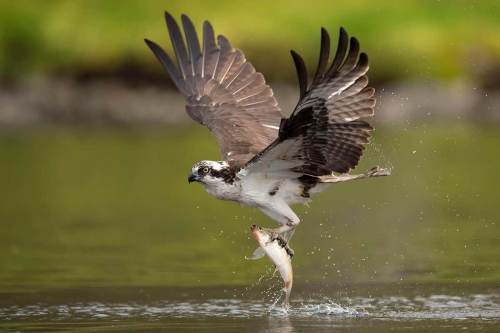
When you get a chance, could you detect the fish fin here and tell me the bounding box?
[248,246,265,260]
[274,265,279,274]
[284,229,295,243]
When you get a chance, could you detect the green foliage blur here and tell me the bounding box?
[1,0,500,83]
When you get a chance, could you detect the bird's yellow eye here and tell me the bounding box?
[203,167,209,173]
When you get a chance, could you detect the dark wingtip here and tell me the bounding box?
[164,12,175,30]
[359,52,369,63]
[164,11,173,20]
[350,36,360,50]
[290,50,308,99]
[310,27,330,89]
[144,38,158,51]
[144,39,157,54]
[164,12,179,31]
[339,26,348,37]
[321,27,330,47]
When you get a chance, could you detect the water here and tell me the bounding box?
[0,125,499,331]
[1,283,499,332]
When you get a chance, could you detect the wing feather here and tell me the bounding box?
[201,21,218,78]
[290,51,308,99]
[165,12,189,80]
[235,83,268,101]
[146,13,285,167]
[310,28,330,89]
[147,16,378,175]
[244,27,376,176]
[181,14,201,77]
[144,39,183,92]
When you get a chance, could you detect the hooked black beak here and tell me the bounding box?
[188,172,199,183]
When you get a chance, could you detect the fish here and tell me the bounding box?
[251,224,293,307]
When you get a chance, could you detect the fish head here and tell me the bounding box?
[251,224,271,245]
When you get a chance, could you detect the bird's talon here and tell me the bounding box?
[262,228,294,257]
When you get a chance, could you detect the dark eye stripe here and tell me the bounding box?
[198,166,210,174]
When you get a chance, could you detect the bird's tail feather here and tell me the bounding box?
[318,166,391,183]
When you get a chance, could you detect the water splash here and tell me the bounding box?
[1,286,499,324]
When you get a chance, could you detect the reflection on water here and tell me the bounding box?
[1,284,499,332]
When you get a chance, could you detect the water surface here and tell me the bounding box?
[0,124,499,331]
[1,283,499,332]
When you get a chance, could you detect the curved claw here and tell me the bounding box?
[262,228,295,258]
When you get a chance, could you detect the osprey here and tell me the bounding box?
[145,13,390,258]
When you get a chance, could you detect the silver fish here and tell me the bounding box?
[251,224,293,306]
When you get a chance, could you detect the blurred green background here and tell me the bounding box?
[0,0,499,293]
[1,0,500,82]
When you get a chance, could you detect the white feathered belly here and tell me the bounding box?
[237,173,318,207]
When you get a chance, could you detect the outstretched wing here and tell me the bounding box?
[145,13,285,167]
[242,27,375,176]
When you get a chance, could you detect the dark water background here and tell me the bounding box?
[0,124,499,331]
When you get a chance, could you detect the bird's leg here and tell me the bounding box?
[251,207,300,260]
[264,217,299,242]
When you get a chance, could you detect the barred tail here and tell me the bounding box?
[318,166,391,183]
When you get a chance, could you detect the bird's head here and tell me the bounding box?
[188,160,233,186]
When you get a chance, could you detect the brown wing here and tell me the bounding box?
[244,27,375,175]
[145,13,285,167]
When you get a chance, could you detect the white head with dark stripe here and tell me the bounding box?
[188,161,236,196]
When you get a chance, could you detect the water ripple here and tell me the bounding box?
[2,293,499,322]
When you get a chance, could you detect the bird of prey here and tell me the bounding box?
[145,13,390,258]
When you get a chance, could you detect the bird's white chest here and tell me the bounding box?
[203,180,240,201]
[201,172,310,207]
[237,173,307,207]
